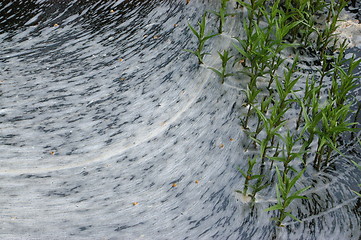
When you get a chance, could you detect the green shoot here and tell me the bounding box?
[186,0,360,227]
[208,50,234,84]
[265,167,310,227]
[209,0,234,33]
[237,157,263,198]
[184,14,219,64]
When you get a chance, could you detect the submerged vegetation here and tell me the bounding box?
[186,0,360,226]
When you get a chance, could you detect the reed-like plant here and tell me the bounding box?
[233,20,273,88]
[262,2,300,88]
[280,0,327,44]
[184,14,219,64]
[251,105,286,163]
[247,94,273,146]
[236,0,267,27]
[241,85,261,130]
[295,89,321,164]
[295,76,321,131]
[312,41,359,169]
[270,131,304,177]
[209,0,234,33]
[265,167,310,227]
[313,100,357,169]
[237,157,264,200]
[208,50,234,83]
[331,53,361,109]
[186,0,360,227]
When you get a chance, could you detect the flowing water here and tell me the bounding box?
[0,0,360,239]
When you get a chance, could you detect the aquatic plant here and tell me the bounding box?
[236,157,264,201]
[209,0,234,33]
[233,17,274,89]
[264,167,310,227]
[184,14,219,64]
[208,50,234,83]
[185,0,360,227]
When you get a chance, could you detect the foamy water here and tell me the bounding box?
[0,0,360,239]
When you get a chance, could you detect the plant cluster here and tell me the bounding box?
[185,0,360,226]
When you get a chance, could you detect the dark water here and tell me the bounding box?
[0,0,360,239]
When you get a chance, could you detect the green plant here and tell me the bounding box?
[265,167,310,227]
[331,53,361,109]
[295,88,322,164]
[209,0,234,33]
[263,2,300,88]
[236,0,267,27]
[237,157,263,199]
[313,101,357,169]
[270,131,304,175]
[208,50,234,83]
[233,19,274,89]
[187,0,360,227]
[280,0,327,44]
[241,85,261,130]
[251,106,285,163]
[184,14,219,64]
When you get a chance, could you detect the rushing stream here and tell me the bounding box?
[0,0,360,239]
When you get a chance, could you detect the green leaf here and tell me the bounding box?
[249,136,261,145]
[250,182,270,192]
[237,167,247,178]
[250,174,263,180]
[235,0,251,9]
[232,42,248,58]
[208,10,220,17]
[352,190,361,197]
[264,204,283,212]
[203,33,220,41]
[269,156,287,163]
[351,160,361,171]
[285,212,302,222]
[275,182,282,204]
[253,107,268,124]
[208,67,223,78]
[183,49,197,55]
[289,168,306,189]
[187,23,200,39]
